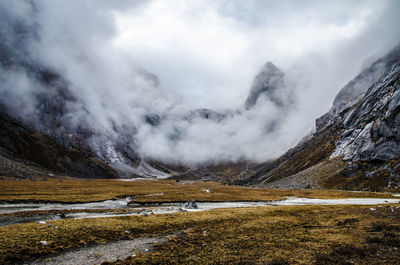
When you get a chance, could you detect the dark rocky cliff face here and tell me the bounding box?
[329,63,400,162]
[246,46,400,191]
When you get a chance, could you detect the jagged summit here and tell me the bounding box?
[244,61,286,109]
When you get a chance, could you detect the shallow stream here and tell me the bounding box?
[1,197,399,226]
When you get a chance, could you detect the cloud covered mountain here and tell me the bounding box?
[246,45,400,191]
[0,1,295,178]
[0,1,399,184]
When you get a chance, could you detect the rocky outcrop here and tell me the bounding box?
[330,62,400,162]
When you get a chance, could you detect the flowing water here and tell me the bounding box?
[1,197,400,226]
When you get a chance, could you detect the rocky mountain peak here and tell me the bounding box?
[244,61,286,109]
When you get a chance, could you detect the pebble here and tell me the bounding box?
[370,208,376,211]
[40,241,48,246]
[39,221,46,224]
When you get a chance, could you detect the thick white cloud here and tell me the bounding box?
[1,0,399,164]
[111,0,396,111]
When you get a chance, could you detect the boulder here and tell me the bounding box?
[182,200,198,209]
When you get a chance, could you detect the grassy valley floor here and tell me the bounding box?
[1,179,400,264]
[0,178,397,203]
[1,205,399,264]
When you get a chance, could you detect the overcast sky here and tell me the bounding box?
[110,0,400,111]
[2,0,400,163]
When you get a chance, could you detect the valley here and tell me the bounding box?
[1,1,400,264]
[1,179,400,264]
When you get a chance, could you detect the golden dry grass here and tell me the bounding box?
[0,208,141,218]
[1,204,400,264]
[0,179,396,204]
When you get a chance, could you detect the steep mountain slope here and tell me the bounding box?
[0,7,178,179]
[0,53,153,179]
[0,110,119,179]
[332,45,400,109]
[247,45,400,191]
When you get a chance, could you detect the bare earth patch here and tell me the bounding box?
[30,236,170,265]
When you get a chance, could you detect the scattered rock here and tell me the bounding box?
[182,200,198,209]
[40,240,48,246]
[38,221,46,224]
[124,230,131,234]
